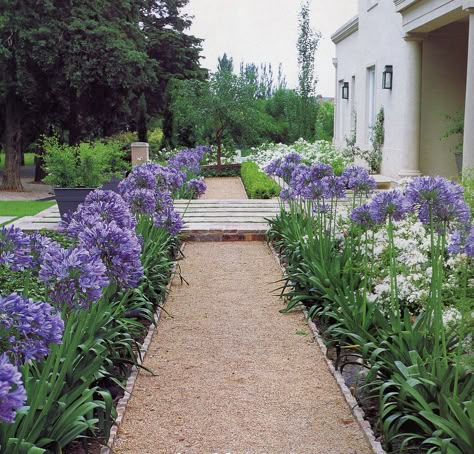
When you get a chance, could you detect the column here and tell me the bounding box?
[332,58,339,144]
[399,35,423,178]
[462,8,474,169]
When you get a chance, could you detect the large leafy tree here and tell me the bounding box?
[0,0,203,190]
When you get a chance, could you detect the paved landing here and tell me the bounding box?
[7,199,281,240]
[7,205,60,231]
[175,199,280,241]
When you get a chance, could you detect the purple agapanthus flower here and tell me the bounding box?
[369,190,410,224]
[154,206,184,236]
[0,354,26,424]
[168,148,204,175]
[308,163,334,180]
[321,176,346,199]
[467,227,474,257]
[0,293,64,365]
[78,221,143,288]
[448,225,474,257]
[125,188,157,216]
[63,190,136,237]
[187,178,207,198]
[39,246,109,309]
[29,233,60,270]
[119,165,157,192]
[405,176,470,230]
[342,166,377,195]
[0,226,33,271]
[351,204,377,231]
[289,164,311,197]
[279,188,295,201]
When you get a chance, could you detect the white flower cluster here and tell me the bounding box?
[247,139,351,171]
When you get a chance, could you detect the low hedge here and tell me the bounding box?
[240,161,280,199]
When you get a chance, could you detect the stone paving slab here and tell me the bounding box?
[0,216,15,225]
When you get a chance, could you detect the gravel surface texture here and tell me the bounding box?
[115,241,373,454]
[200,177,247,199]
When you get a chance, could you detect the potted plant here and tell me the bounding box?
[442,111,464,174]
[42,136,129,218]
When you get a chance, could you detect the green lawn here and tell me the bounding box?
[0,152,36,169]
[0,200,55,219]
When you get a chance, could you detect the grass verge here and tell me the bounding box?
[0,200,56,224]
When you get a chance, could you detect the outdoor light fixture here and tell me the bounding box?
[383,65,393,90]
[342,82,349,99]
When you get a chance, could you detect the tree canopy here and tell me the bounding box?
[0,0,204,190]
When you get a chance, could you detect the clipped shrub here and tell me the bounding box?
[241,161,280,199]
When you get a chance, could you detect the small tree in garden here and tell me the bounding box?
[171,72,259,167]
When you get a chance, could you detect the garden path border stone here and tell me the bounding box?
[268,243,386,454]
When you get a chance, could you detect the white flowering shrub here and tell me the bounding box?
[248,139,351,175]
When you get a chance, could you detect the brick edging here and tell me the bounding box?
[100,243,187,454]
[268,243,386,454]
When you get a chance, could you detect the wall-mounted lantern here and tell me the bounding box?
[382,65,393,89]
[342,82,349,99]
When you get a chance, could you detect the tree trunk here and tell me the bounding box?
[216,134,222,169]
[1,94,24,191]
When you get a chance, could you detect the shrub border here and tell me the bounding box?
[268,242,386,454]
[100,243,186,454]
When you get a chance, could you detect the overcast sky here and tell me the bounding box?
[183,0,358,97]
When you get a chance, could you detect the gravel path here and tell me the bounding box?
[115,241,372,453]
[201,177,247,199]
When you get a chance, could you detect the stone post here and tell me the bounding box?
[462,7,474,170]
[399,35,423,178]
[131,142,149,166]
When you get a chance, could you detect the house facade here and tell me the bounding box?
[331,0,474,179]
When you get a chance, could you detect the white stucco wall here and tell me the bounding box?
[333,0,469,178]
[420,22,468,177]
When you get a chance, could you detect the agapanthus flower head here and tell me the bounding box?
[405,176,470,229]
[78,221,143,288]
[168,148,203,175]
[29,233,60,269]
[119,165,158,192]
[321,175,346,199]
[466,226,474,257]
[351,204,377,231]
[39,245,109,309]
[154,206,184,236]
[449,224,474,257]
[289,164,311,197]
[342,166,377,195]
[0,354,26,423]
[308,163,334,181]
[155,165,186,192]
[125,188,157,216]
[277,152,302,182]
[279,188,295,201]
[0,293,64,365]
[187,178,207,198]
[0,226,33,271]
[63,190,136,236]
[369,190,410,224]
[264,158,282,177]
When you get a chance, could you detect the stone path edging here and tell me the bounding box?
[268,243,386,454]
[100,243,186,454]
